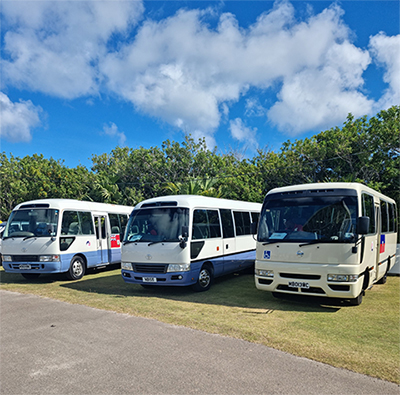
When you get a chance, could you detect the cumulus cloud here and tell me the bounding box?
[101,1,377,137]
[0,92,42,143]
[369,33,400,111]
[229,118,258,150]
[1,0,144,99]
[1,0,399,144]
[102,122,127,146]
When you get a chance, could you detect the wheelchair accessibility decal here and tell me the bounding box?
[264,250,271,260]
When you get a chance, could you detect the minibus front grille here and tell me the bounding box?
[301,287,325,294]
[11,264,41,270]
[132,264,168,274]
[11,255,39,262]
[277,284,326,294]
[280,273,321,280]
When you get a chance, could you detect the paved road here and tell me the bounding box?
[1,290,398,395]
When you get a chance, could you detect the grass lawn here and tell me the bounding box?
[1,266,399,383]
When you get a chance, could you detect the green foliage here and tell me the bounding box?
[1,106,398,220]
[0,153,93,220]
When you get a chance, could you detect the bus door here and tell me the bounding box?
[94,215,108,264]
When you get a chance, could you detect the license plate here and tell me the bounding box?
[288,281,310,289]
[19,264,31,270]
[142,277,157,283]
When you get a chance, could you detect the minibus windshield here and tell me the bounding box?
[258,195,358,243]
[124,207,189,243]
[4,209,59,239]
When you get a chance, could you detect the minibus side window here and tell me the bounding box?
[380,201,389,233]
[362,194,375,234]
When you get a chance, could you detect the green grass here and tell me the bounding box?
[1,267,399,383]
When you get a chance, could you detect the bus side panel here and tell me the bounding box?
[193,238,224,276]
[109,233,122,264]
[63,235,98,269]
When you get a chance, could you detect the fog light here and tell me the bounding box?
[327,274,359,282]
[255,269,274,278]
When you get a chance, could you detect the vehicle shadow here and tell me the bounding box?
[0,267,344,312]
[53,269,342,313]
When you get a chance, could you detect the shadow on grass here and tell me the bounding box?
[1,267,342,313]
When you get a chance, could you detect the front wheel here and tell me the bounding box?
[66,256,85,280]
[349,292,363,306]
[192,265,213,292]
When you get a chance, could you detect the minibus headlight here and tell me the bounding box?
[39,255,60,262]
[2,255,12,262]
[256,269,274,278]
[327,274,359,282]
[121,262,133,271]
[167,263,191,272]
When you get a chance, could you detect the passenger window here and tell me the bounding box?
[220,209,235,238]
[192,209,221,239]
[62,211,81,235]
[389,203,395,232]
[380,201,389,233]
[362,194,375,234]
[80,212,94,235]
[61,211,93,235]
[233,211,251,236]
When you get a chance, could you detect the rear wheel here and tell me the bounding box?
[21,273,41,280]
[66,256,85,280]
[192,264,213,292]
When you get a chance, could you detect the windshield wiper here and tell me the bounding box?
[123,240,138,245]
[148,238,176,246]
[299,239,329,247]
[262,240,282,245]
[23,235,37,241]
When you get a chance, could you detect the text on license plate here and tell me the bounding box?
[19,264,32,270]
[288,281,310,289]
[142,277,157,283]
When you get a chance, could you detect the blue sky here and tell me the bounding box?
[1,0,399,169]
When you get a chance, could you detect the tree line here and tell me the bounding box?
[1,106,399,221]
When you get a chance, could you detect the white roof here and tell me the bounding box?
[135,195,262,211]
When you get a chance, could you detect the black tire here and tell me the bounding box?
[192,264,213,292]
[21,273,41,280]
[349,292,363,306]
[66,256,85,280]
[377,273,388,285]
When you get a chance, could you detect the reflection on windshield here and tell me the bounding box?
[4,209,59,238]
[124,207,189,243]
[258,196,358,243]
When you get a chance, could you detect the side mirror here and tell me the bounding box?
[250,222,258,235]
[356,216,370,235]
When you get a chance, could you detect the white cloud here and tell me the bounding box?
[0,92,42,143]
[369,33,400,111]
[268,41,373,134]
[229,118,258,150]
[1,0,398,144]
[101,1,377,138]
[102,122,126,146]
[1,0,144,98]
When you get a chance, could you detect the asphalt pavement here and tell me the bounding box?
[1,290,398,395]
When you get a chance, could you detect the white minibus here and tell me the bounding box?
[2,199,132,280]
[254,183,397,305]
[121,195,261,291]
